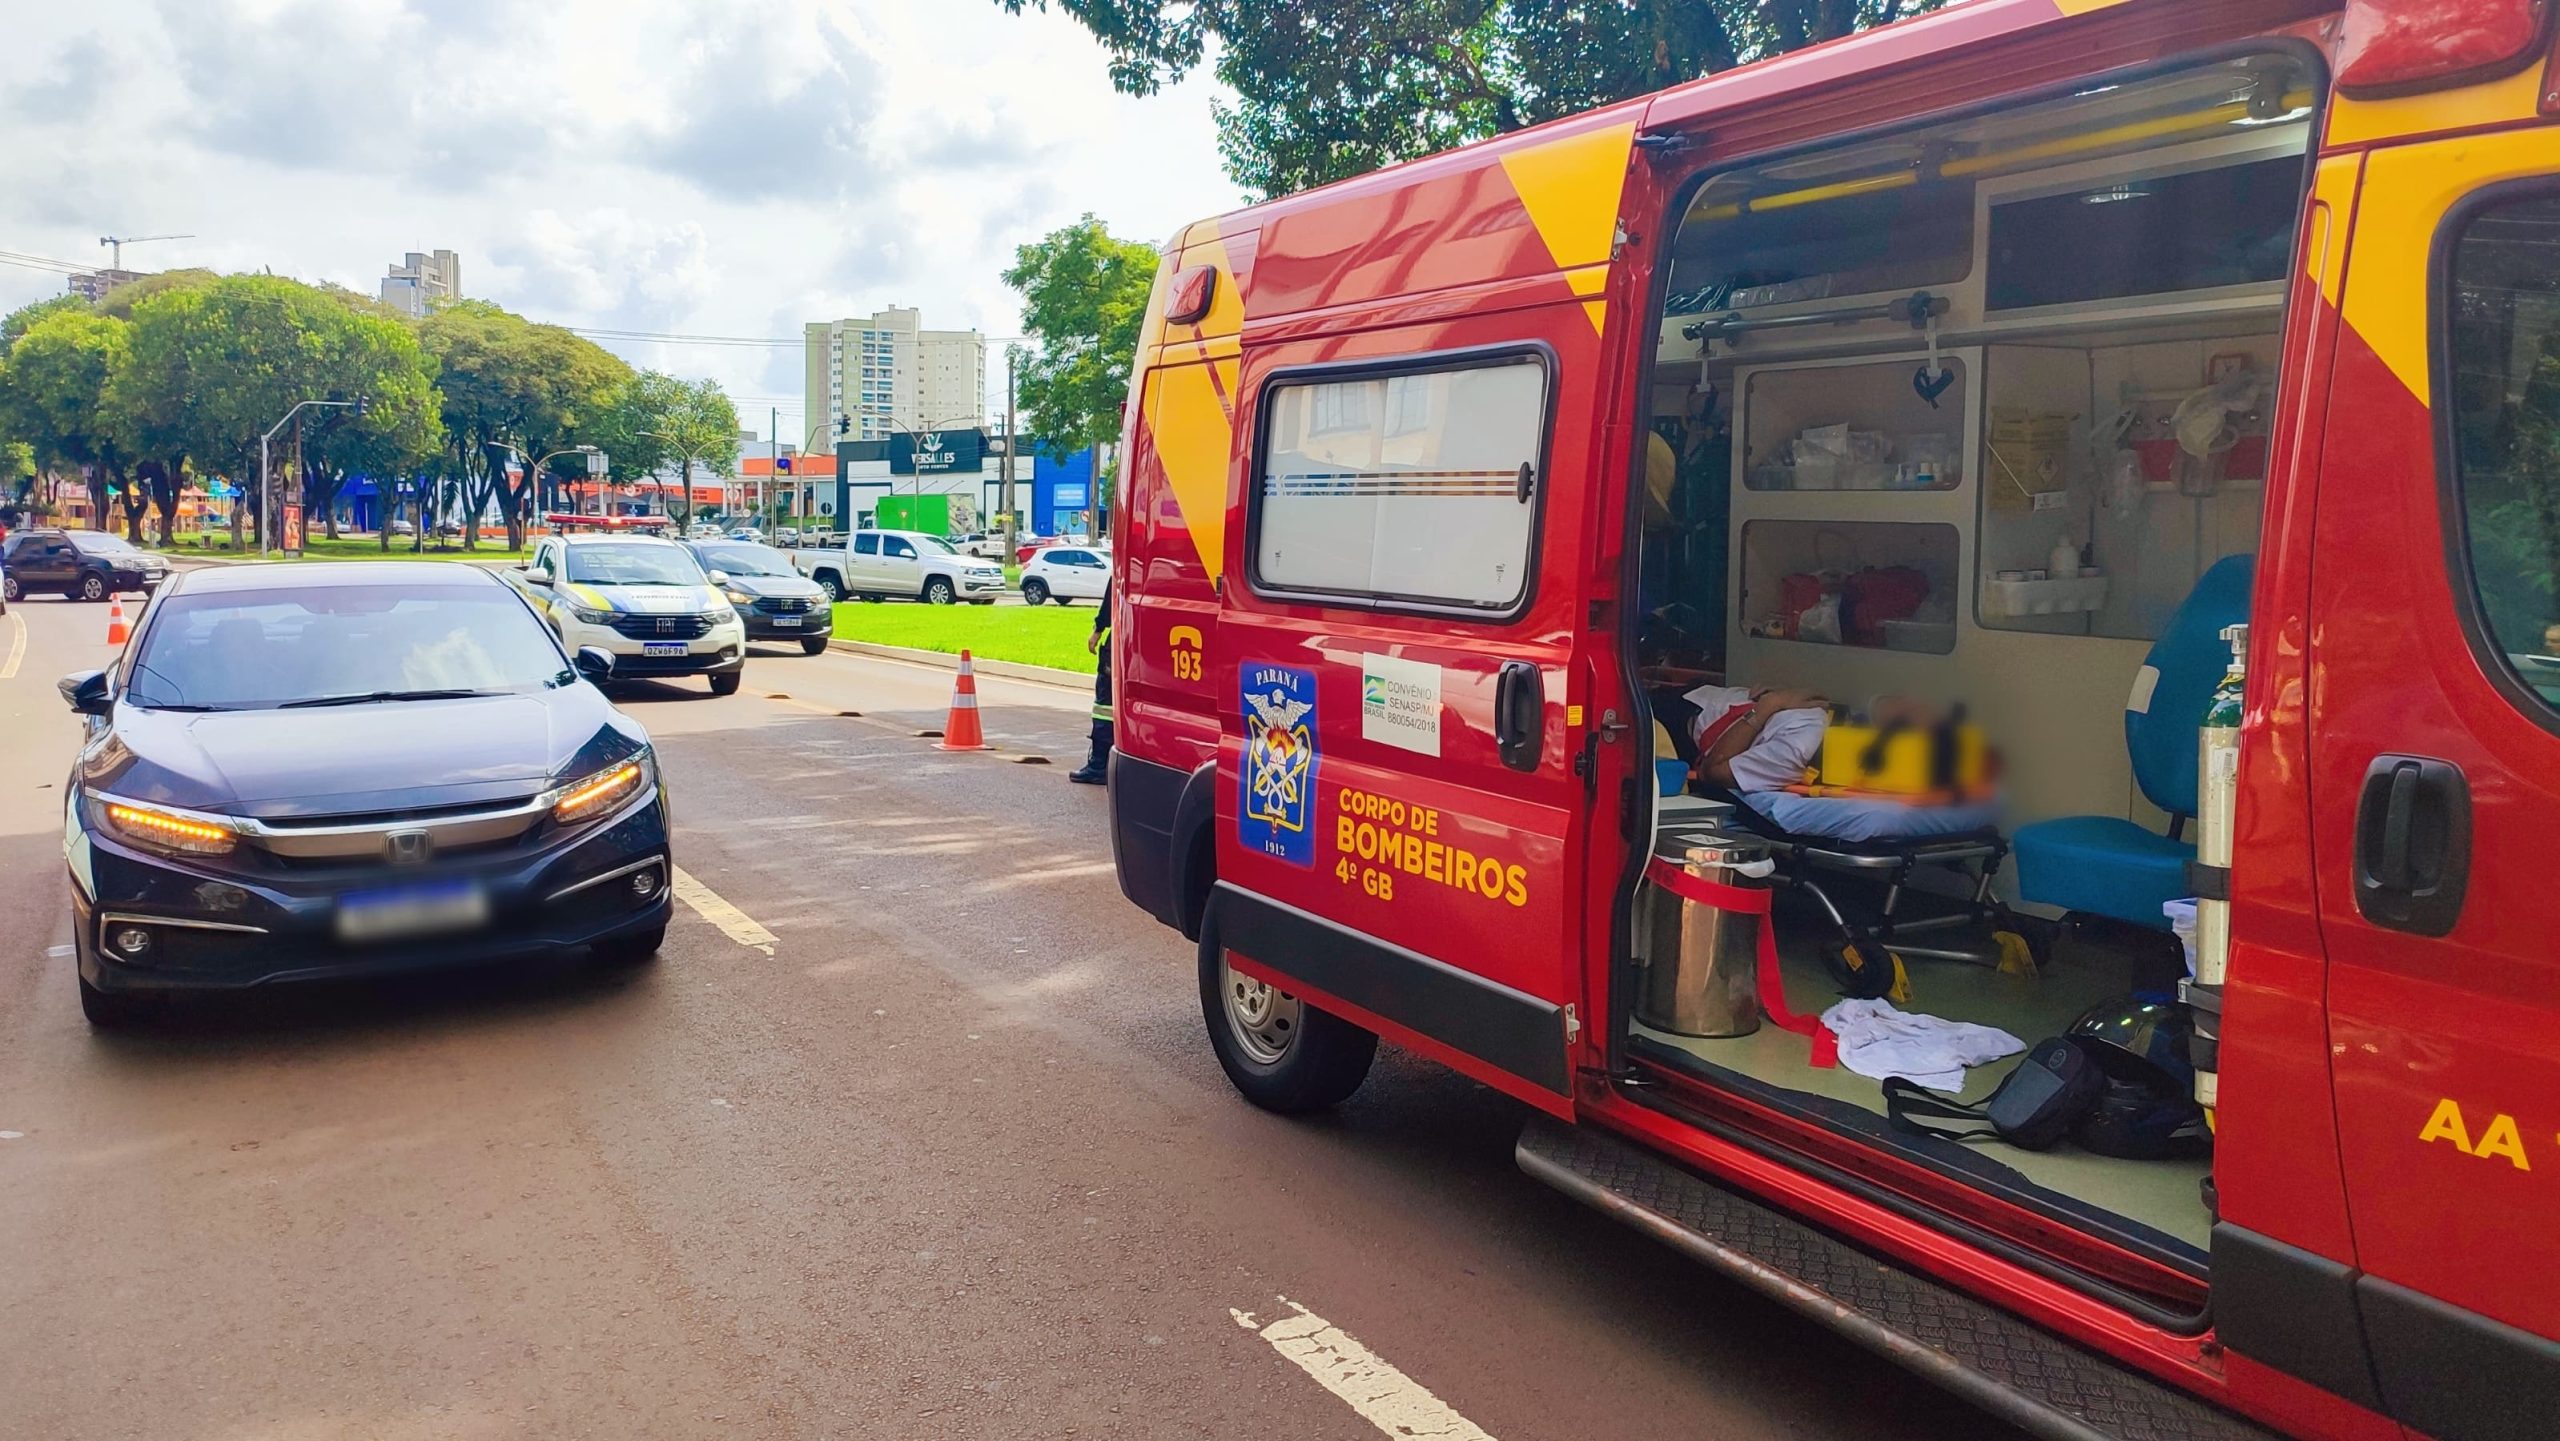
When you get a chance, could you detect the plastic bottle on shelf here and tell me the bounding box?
[2049,535,2081,594]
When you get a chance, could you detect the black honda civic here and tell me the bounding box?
[59,562,673,1026]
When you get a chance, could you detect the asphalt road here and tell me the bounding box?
[0,588,2023,1440]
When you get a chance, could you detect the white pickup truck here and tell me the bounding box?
[793,528,1008,605]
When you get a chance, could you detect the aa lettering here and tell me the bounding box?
[2418,1097,2533,1172]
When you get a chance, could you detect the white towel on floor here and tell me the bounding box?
[1820,998,2025,1094]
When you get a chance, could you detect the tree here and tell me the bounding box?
[996,0,1944,196]
[0,309,134,537]
[111,275,422,548]
[419,302,631,550]
[2,294,90,352]
[298,313,442,542]
[596,369,738,524]
[1004,216,1158,469]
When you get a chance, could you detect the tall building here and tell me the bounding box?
[379,249,461,317]
[67,268,145,302]
[803,307,987,445]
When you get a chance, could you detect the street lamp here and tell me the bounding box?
[259,397,367,556]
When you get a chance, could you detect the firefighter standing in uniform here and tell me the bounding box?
[1070,578,1113,784]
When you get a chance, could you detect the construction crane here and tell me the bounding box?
[97,234,193,270]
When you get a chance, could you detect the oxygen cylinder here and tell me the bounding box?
[2190,622,2247,1112]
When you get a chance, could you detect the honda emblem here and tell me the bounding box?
[385,829,432,864]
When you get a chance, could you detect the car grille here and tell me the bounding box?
[754,596,817,615]
[608,613,715,640]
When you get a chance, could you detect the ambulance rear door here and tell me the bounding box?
[2304,70,2560,1441]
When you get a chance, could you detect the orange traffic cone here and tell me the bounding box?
[937,649,988,752]
[105,593,130,646]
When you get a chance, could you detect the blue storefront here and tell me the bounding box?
[1031,448,1097,539]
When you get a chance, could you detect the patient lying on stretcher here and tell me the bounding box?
[1671,684,2002,843]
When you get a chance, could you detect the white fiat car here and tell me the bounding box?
[517,533,748,695]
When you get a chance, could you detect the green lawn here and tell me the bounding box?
[829,599,1099,674]
[174,535,535,563]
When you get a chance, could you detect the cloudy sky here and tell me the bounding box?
[0,0,1249,444]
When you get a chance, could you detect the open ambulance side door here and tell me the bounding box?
[1208,112,1646,1118]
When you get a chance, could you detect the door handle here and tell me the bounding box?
[2353,754,2471,937]
[1494,661,1543,772]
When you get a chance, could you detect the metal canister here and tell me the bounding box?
[1636,838,1773,1038]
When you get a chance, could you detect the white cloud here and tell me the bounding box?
[0,0,1249,436]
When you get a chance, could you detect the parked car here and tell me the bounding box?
[955,532,1010,560]
[2,528,171,603]
[513,533,747,694]
[1015,536,1060,565]
[793,529,1006,605]
[57,561,672,1026]
[725,527,765,543]
[682,540,834,655]
[1017,544,1111,606]
[388,519,417,538]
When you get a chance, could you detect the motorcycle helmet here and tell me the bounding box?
[2066,999,2211,1160]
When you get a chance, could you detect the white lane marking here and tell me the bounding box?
[670,866,777,955]
[1231,1299,1496,1440]
[1,611,25,680]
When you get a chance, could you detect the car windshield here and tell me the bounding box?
[123,585,571,710]
[699,544,792,576]
[564,545,702,586]
[68,531,139,554]
[912,535,960,557]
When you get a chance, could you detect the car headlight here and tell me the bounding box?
[90,794,238,856]
[723,588,757,606]
[550,751,654,826]
[569,605,615,625]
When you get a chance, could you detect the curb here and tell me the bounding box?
[825,638,1093,690]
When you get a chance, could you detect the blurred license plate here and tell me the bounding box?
[642,642,687,656]
[335,880,489,942]
[769,615,801,627]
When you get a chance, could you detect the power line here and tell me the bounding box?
[0,249,92,276]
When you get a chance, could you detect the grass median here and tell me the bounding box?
[828,599,1100,674]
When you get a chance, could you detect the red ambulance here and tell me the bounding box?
[1104,3,2560,1437]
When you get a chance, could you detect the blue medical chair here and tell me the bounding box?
[2011,554,2254,930]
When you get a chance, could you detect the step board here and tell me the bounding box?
[1517,1117,2271,1441]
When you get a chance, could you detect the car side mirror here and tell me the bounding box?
[706,570,730,585]
[574,647,615,685]
[59,669,110,716]
[525,568,553,587]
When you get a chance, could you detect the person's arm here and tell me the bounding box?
[1089,580,1112,654]
[1696,690,1825,789]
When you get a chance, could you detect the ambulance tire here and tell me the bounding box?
[1199,918,1376,1114]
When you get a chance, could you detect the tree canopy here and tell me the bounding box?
[418,301,632,548]
[997,0,1944,195]
[594,369,739,522]
[1004,216,1159,462]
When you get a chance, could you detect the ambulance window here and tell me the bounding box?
[1253,353,1548,614]
[2443,188,2560,709]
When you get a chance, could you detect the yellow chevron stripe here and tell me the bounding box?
[1497,120,1638,274]
[1146,358,1237,584]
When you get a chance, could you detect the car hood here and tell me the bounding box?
[717,573,824,599]
[559,581,723,615]
[85,687,644,820]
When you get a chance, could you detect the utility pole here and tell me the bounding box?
[768,405,779,532]
[999,348,1018,553]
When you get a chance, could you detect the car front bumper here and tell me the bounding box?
[735,604,832,640]
[557,615,748,675]
[71,792,674,994]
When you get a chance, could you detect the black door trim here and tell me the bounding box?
[1213,881,1569,1094]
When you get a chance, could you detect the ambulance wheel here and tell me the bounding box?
[1200,919,1376,1114]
